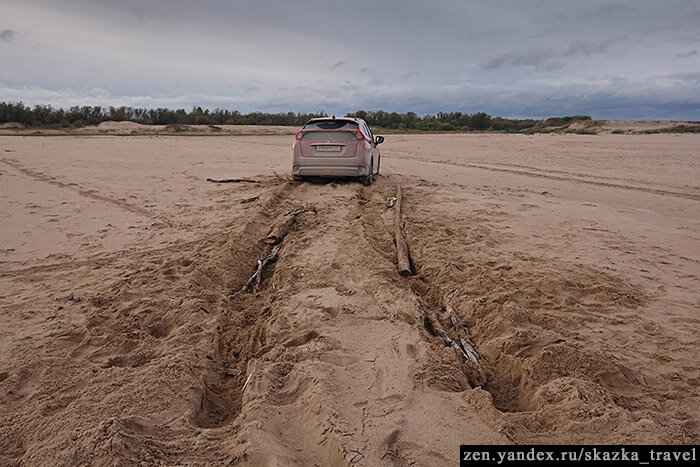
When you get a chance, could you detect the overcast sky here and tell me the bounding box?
[1,0,699,119]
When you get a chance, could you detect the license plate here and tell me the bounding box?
[316,145,341,152]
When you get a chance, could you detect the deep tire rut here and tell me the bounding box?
[4,176,695,465]
[384,155,700,200]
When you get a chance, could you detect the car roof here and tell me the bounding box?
[306,117,364,124]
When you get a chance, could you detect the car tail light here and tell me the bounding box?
[293,165,299,171]
[355,130,365,141]
[295,130,304,140]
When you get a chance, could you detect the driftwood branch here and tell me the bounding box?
[445,304,481,362]
[394,186,413,276]
[285,205,317,217]
[273,171,293,182]
[425,305,486,387]
[264,205,317,245]
[425,312,470,361]
[459,337,480,363]
[207,177,260,184]
[234,244,281,295]
[234,205,316,296]
[447,288,459,300]
[264,218,297,245]
[425,304,483,365]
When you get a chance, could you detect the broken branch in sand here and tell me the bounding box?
[424,308,486,387]
[445,304,481,362]
[242,373,253,392]
[264,205,317,245]
[284,205,317,217]
[394,186,413,276]
[424,305,486,386]
[206,177,260,184]
[235,244,282,295]
[273,171,293,182]
[426,300,487,387]
[425,312,470,361]
[235,206,316,295]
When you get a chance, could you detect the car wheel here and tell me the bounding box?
[362,158,374,186]
[376,155,380,175]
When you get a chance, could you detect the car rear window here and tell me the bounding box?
[304,120,358,130]
[301,131,357,141]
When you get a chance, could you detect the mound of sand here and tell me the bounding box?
[96,121,145,131]
[0,122,24,130]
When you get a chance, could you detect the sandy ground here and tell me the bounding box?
[0,129,698,465]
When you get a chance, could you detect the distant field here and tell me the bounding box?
[1,118,699,136]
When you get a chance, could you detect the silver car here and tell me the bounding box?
[292,117,384,185]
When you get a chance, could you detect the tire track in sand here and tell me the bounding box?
[0,158,156,217]
[222,180,505,465]
[473,160,699,193]
[383,155,700,200]
[5,176,692,465]
[0,178,304,465]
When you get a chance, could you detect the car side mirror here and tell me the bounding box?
[375,136,384,144]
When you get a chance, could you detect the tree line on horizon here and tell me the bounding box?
[0,101,589,132]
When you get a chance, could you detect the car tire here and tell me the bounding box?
[362,159,374,186]
[376,155,380,175]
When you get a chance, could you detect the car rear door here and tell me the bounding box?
[361,121,377,171]
[299,120,359,159]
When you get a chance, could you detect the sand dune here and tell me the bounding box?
[0,130,698,464]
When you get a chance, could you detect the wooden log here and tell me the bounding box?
[234,205,316,296]
[394,185,412,276]
[206,177,260,184]
[395,185,403,219]
[395,231,412,276]
[264,217,297,245]
[263,205,316,244]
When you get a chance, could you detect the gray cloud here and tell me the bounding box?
[1,0,699,119]
[0,29,16,42]
[400,71,421,80]
[482,38,623,71]
[565,39,620,57]
[4,69,698,120]
[481,49,557,71]
[674,50,699,59]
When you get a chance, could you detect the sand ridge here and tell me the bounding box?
[0,132,698,464]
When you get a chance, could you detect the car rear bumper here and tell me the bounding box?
[293,165,368,178]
